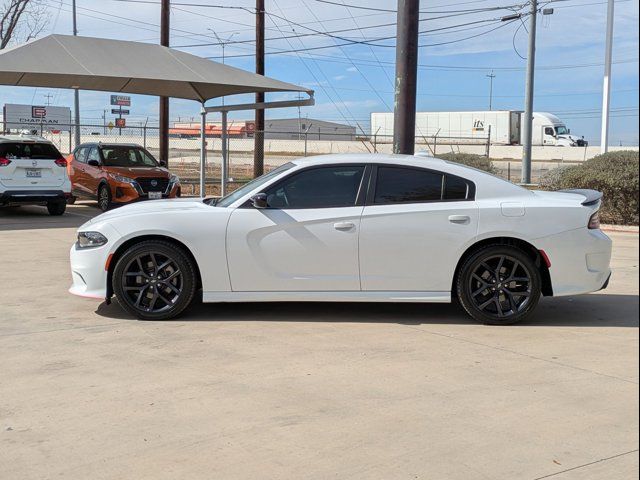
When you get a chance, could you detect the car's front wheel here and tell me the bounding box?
[457,245,541,325]
[98,184,111,212]
[112,240,197,320]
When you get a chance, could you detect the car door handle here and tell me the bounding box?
[448,215,470,224]
[334,221,355,231]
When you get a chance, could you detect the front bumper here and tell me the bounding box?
[536,227,612,297]
[68,228,117,300]
[1,189,69,205]
[110,180,181,204]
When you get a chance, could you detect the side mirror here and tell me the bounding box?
[159,160,167,167]
[250,193,268,209]
[87,159,100,167]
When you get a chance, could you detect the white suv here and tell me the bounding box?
[0,135,71,215]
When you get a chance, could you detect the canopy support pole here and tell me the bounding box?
[200,103,207,198]
[202,94,315,197]
[221,110,229,197]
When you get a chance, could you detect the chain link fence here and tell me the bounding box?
[5,122,566,193]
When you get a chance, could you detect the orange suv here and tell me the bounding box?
[68,143,181,211]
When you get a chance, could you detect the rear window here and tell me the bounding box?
[0,142,62,159]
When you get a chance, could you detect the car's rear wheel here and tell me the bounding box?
[47,201,66,216]
[98,184,111,212]
[457,245,541,325]
[112,240,197,320]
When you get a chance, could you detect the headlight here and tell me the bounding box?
[169,174,180,184]
[108,172,136,184]
[77,231,108,249]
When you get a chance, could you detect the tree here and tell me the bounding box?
[0,0,48,50]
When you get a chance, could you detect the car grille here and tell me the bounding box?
[136,177,169,193]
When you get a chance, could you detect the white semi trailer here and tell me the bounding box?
[370,111,587,146]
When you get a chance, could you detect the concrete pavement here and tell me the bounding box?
[1,204,638,480]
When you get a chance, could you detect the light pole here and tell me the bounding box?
[600,0,615,153]
[209,30,238,65]
[486,71,496,111]
[209,30,238,107]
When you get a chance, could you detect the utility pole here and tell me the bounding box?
[600,0,614,153]
[254,0,265,177]
[72,0,80,149]
[521,0,537,184]
[159,0,170,166]
[393,0,420,155]
[486,71,496,111]
[43,93,54,106]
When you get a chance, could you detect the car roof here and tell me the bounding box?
[0,134,54,144]
[290,153,448,169]
[77,142,143,148]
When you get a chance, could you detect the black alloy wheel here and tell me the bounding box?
[98,184,111,212]
[457,245,541,325]
[113,240,197,320]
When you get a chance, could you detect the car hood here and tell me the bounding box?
[101,166,170,177]
[81,198,211,227]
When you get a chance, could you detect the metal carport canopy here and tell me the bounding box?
[0,34,314,195]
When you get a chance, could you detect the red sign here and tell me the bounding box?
[32,106,47,118]
[115,118,126,128]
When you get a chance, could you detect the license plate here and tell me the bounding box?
[26,169,41,178]
[148,191,162,200]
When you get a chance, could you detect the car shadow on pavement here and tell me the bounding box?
[0,203,100,231]
[95,293,639,328]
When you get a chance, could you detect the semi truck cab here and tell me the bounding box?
[534,112,588,147]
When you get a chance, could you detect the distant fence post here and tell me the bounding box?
[304,132,308,157]
[143,125,147,149]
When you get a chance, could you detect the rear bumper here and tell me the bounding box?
[0,189,69,205]
[535,227,612,297]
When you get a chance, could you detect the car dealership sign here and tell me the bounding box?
[3,104,72,132]
[110,95,131,107]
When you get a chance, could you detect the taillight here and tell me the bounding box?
[0,157,11,166]
[588,211,601,230]
[55,157,67,167]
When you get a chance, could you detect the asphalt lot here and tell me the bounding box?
[1,203,638,480]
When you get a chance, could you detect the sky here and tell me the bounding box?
[0,0,638,145]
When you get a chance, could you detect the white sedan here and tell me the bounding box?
[69,154,612,325]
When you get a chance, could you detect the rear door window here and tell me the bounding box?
[87,147,101,164]
[0,142,62,159]
[374,167,443,205]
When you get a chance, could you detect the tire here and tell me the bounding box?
[112,240,197,320]
[47,201,66,216]
[67,195,76,205]
[97,184,112,212]
[456,245,541,325]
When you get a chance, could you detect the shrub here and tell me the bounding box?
[539,150,639,225]
[437,152,497,174]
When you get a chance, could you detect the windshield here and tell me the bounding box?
[216,162,295,207]
[555,125,569,135]
[100,146,159,167]
[0,142,62,159]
